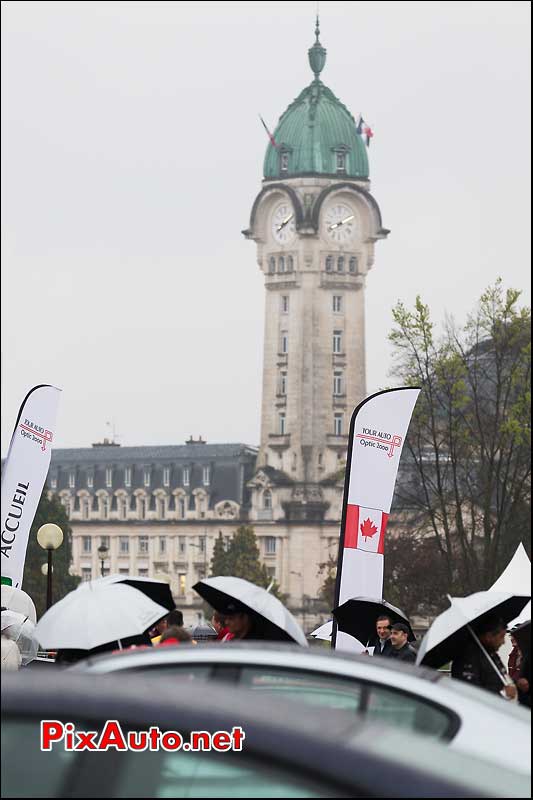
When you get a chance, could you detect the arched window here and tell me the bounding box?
[325,255,333,272]
[269,256,276,274]
[263,490,272,510]
[287,255,294,272]
[280,152,289,173]
[337,256,345,272]
[349,256,358,274]
[278,256,285,273]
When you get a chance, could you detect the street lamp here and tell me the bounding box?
[97,543,109,577]
[37,523,63,610]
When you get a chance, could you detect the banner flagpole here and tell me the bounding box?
[332,387,420,651]
[1,385,62,588]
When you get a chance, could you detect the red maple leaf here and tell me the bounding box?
[360,517,378,541]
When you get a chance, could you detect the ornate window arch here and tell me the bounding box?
[172,488,188,520]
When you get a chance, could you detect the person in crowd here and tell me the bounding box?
[367,615,393,657]
[516,651,530,708]
[508,632,523,682]
[157,626,193,647]
[150,609,184,645]
[451,615,517,700]
[212,611,234,642]
[388,622,417,663]
[222,602,263,640]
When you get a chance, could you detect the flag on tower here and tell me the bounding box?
[356,114,374,147]
[259,114,278,148]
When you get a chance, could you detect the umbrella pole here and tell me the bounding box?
[466,624,510,687]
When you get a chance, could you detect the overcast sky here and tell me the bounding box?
[1,1,530,454]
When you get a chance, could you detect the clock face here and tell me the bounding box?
[324,203,356,243]
[271,202,296,245]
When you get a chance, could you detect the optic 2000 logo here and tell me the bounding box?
[19,418,53,452]
[356,427,402,458]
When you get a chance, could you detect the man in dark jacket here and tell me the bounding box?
[389,622,417,663]
[368,615,393,657]
[451,615,517,700]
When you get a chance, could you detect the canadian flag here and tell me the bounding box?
[344,504,388,555]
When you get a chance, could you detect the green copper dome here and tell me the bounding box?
[263,19,369,180]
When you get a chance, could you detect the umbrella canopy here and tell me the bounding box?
[332,597,415,645]
[511,619,531,661]
[193,576,308,647]
[35,582,168,650]
[491,544,531,629]
[416,591,531,669]
[78,574,175,612]
[310,620,333,640]
[1,586,37,625]
[1,609,39,665]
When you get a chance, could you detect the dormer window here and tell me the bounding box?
[280,151,289,173]
[336,152,346,172]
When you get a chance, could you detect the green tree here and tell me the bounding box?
[389,280,531,596]
[317,552,337,610]
[210,525,281,598]
[21,488,80,619]
[210,531,232,576]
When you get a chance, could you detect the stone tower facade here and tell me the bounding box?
[244,20,388,526]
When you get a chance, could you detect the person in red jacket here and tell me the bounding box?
[157,626,192,647]
[212,611,234,642]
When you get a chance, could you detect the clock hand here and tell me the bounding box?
[329,215,354,231]
[276,213,294,232]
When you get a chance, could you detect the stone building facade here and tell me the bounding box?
[55,22,388,631]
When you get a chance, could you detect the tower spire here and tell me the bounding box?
[308,13,327,80]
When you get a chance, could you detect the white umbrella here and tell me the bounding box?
[1,637,22,672]
[193,576,308,647]
[35,582,168,651]
[1,609,39,665]
[1,586,37,625]
[416,591,530,670]
[310,620,333,640]
[490,543,531,628]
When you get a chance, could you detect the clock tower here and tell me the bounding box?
[244,19,389,531]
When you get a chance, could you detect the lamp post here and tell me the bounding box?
[37,523,63,610]
[97,543,109,577]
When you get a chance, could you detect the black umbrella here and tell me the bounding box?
[512,619,531,660]
[332,597,416,645]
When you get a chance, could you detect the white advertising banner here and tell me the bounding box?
[1,385,62,588]
[333,387,420,651]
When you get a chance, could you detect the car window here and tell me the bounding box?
[1,718,78,798]
[239,667,363,713]
[365,684,453,738]
[112,750,349,798]
[120,664,213,682]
